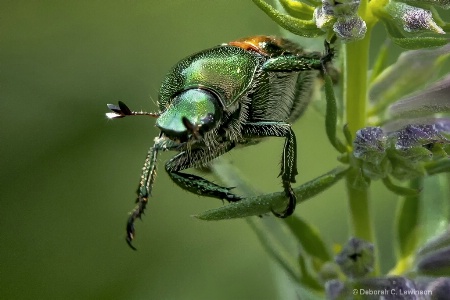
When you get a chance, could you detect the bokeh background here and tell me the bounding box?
[1,1,399,299]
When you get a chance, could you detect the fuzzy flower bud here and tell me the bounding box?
[322,0,360,16]
[354,127,387,164]
[333,16,367,41]
[385,1,445,34]
[335,237,374,279]
[314,0,367,40]
[314,6,335,29]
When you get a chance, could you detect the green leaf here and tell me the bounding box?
[278,0,316,20]
[395,177,423,261]
[324,72,347,153]
[388,74,450,120]
[369,40,391,84]
[285,216,331,264]
[298,253,324,291]
[343,124,352,146]
[369,43,450,116]
[425,159,450,175]
[382,176,420,196]
[246,218,301,282]
[251,0,325,37]
[196,166,348,220]
[417,227,450,259]
[390,37,449,50]
[419,174,450,244]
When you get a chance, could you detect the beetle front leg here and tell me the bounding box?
[125,137,179,249]
[242,122,298,218]
[126,143,159,249]
[165,143,242,202]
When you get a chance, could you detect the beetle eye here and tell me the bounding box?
[156,89,222,139]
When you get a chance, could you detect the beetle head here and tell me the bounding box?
[156,88,222,142]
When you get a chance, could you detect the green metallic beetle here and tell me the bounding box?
[107,36,334,249]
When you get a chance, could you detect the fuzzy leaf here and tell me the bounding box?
[382,176,420,196]
[251,0,325,37]
[246,218,301,282]
[285,216,331,264]
[390,36,449,49]
[420,175,450,244]
[278,0,316,19]
[196,166,348,220]
[426,159,450,175]
[369,40,391,84]
[298,253,324,291]
[388,74,450,119]
[369,44,450,115]
[395,178,422,260]
[324,72,346,153]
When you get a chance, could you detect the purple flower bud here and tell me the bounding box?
[335,237,374,279]
[389,124,449,155]
[385,2,445,34]
[321,0,361,16]
[353,127,387,164]
[325,279,348,299]
[416,246,450,276]
[333,16,367,41]
[314,6,335,29]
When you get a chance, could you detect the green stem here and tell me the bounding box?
[343,23,379,274]
[345,170,372,243]
[343,33,370,134]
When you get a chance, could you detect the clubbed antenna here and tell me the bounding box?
[106,101,159,119]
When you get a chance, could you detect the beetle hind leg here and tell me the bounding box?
[271,182,296,218]
[242,122,298,218]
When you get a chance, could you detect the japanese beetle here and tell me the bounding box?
[107,36,334,249]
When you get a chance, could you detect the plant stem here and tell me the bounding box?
[343,24,379,274]
[343,34,370,135]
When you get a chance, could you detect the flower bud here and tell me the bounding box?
[335,237,374,279]
[353,127,387,164]
[333,16,367,41]
[385,1,445,34]
[416,246,450,276]
[325,279,348,300]
[314,6,335,29]
[322,0,361,16]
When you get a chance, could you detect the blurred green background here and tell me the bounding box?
[1,1,398,299]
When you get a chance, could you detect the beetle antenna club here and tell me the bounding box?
[106,101,160,119]
[106,36,336,248]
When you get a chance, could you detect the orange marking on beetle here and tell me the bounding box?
[228,36,279,56]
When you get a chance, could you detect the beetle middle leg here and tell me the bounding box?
[165,142,242,202]
[242,122,298,218]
